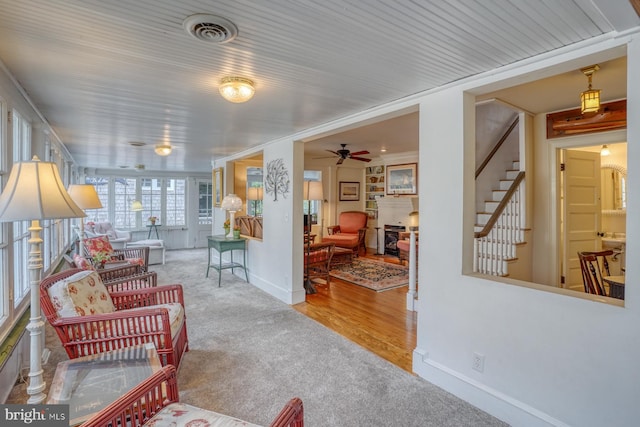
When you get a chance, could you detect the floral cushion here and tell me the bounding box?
[126,257,145,267]
[145,402,261,427]
[48,271,115,317]
[73,254,95,270]
[84,235,114,257]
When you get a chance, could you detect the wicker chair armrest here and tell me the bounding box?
[109,284,185,310]
[82,365,179,427]
[114,246,150,270]
[98,264,145,284]
[327,225,340,235]
[102,271,157,292]
[269,397,304,427]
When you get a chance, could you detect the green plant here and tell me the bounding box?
[224,219,231,228]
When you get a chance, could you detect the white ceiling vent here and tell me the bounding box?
[183,14,238,44]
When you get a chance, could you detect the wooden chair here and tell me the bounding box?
[40,268,189,368]
[304,242,335,290]
[83,365,304,427]
[323,211,368,256]
[83,235,150,272]
[578,250,613,296]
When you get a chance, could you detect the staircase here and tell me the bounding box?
[474,161,528,277]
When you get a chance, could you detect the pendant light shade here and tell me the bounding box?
[580,65,601,114]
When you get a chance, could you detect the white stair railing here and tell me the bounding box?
[474,173,525,276]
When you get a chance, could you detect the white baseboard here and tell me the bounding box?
[413,348,569,427]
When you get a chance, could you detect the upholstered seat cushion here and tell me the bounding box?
[323,233,359,247]
[144,402,261,427]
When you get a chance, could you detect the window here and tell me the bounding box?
[113,178,137,228]
[141,178,162,223]
[165,179,186,226]
[198,181,213,225]
[304,170,322,224]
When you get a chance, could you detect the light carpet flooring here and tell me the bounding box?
[7,249,508,427]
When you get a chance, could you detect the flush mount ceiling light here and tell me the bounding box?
[219,76,255,103]
[580,65,601,114]
[154,143,172,156]
[600,145,611,156]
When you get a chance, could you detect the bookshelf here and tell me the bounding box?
[365,165,385,220]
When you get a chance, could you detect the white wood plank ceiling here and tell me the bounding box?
[0,0,636,172]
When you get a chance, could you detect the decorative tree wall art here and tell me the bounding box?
[264,158,290,201]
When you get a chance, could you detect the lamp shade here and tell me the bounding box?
[131,200,144,211]
[221,193,243,212]
[303,181,323,201]
[247,187,263,201]
[0,156,85,221]
[67,184,103,210]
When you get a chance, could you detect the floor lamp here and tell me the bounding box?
[246,187,263,216]
[0,156,85,404]
[303,180,323,294]
[67,184,103,256]
[221,194,243,238]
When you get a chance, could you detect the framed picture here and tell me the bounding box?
[386,163,417,195]
[213,167,223,207]
[339,181,360,201]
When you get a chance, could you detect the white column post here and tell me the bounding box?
[406,226,418,311]
[26,220,46,404]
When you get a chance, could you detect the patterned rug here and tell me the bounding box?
[330,258,409,292]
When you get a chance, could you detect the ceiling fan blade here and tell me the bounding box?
[313,155,339,159]
[326,150,340,155]
[349,150,370,156]
[336,157,344,165]
[350,156,372,162]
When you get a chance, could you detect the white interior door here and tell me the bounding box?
[562,149,601,291]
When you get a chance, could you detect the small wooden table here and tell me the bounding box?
[603,275,625,300]
[47,343,162,426]
[207,235,249,286]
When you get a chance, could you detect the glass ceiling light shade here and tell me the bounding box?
[0,156,85,404]
[131,200,144,211]
[580,65,601,114]
[154,143,172,156]
[601,145,611,156]
[219,76,255,103]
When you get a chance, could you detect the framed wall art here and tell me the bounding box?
[386,163,417,195]
[213,167,223,207]
[339,181,360,201]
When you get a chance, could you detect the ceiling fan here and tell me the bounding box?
[324,144,372,165]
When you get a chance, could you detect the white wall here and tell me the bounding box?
[412,35,640,427]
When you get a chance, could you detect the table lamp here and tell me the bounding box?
[246,187,263,216]
[303,180,323,294]
[221,193,243,238]
[67,184,103,256]
[0,156,86,404]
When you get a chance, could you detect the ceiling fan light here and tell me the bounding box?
[154,143,172,156]
[219,77,255,103]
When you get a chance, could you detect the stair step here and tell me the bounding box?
[499,179,514,190]
[492,190,506,201]
[512,161,520,169]
[484,201,500,212]
[505,170,519,180]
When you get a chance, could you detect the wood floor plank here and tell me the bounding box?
[293,252,417,373]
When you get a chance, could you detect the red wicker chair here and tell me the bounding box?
[83,365,304,427]
[40,269,189,368]
[82,235,150,272]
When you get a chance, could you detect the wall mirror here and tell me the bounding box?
[601,163,626,214]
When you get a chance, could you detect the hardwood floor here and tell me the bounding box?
[293,251,417,373]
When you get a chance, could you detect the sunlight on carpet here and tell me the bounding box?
[330,258,409,292]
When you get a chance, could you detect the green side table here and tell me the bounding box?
[206,235,248,286]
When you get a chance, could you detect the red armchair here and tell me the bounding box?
[40,268,189,368]
[83,365,304,427]
[323,210,368,256]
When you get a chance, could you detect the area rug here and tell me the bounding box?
[330,258,409,291]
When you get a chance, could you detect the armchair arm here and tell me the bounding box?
[327,225,340,235]
[50,307,174,359]
[109,284,185,310]
[102,270,157,292]
[82,365,179,427]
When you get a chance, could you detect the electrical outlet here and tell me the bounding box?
[472,352,485,373]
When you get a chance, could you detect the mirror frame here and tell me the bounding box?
[601,163,627,216]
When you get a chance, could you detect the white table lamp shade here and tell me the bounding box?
[67,184,103,210]
[247,187,263,201]
[0,157,86,221]
[221,193,243,212]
